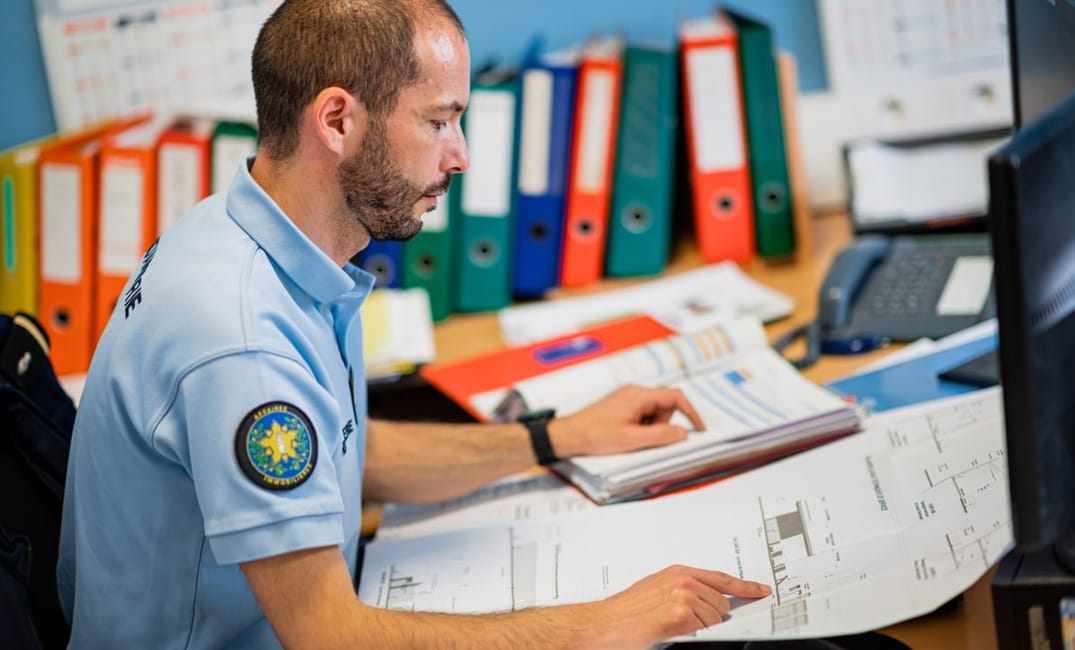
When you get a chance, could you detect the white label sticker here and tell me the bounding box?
[936,256,993,316]
[212,135,256,194]
[158,143,201,232]
[100,161,144,274]
[685,46,744,172]
[41,163,81,282]
[517,69,553,196]
[463,89,515,217]
[575,69,615,193]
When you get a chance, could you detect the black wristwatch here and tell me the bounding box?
[518,408,558,466]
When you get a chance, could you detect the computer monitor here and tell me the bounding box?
[988,91,1075,568]
[991,0,1075,569]
[988,5,1075,648]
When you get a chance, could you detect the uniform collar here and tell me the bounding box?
[225,157,376,304]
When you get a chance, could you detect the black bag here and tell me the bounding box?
[0,312,76,649]
[0,529,44,648]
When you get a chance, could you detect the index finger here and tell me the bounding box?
[659,387,705,432]
[692,568,772,598]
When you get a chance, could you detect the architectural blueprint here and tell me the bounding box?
[358,389,1011,640]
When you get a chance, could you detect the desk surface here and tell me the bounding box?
[419,212,1000,650]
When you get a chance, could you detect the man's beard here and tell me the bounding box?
[338,121,451,242]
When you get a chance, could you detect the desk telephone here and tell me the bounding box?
[817,233,995,345]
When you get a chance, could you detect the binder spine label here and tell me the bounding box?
[100,161,144,274]
[41,163,81,282]
[518,69,553,196]
[159,143,201,232]
[212,135,256,194]
[686,47,745,172]
[576,69,616,193]
[463,89,515,217]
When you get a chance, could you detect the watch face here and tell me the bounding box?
[493,389,528,423]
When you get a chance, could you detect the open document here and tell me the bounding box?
[470,318,860,503]
[358,389,1012,641]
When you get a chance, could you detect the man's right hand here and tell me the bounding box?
[581,565,772,649]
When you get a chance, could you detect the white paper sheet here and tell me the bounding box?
[497,262,794,346]
[359,389,1011,641]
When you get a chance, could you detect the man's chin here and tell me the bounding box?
[366,220,423,242]
[393,216,424,242]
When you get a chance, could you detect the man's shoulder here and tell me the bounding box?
[112,205,301,362]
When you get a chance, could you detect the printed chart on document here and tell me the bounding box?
[359,390,1012,639]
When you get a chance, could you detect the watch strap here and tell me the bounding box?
[519,409,558,466]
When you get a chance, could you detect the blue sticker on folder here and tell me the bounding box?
[532,336,604,365]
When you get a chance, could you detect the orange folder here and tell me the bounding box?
[559,35,625,287]
[95,113,165,343]
[679,11,755,264]
[37,117,139,375]
[157,116,214,234]
[420,314,675,422]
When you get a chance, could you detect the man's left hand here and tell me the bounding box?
[548,385,705,459]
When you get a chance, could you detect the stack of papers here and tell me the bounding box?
[472,318,860,503]
[497,261,794,345]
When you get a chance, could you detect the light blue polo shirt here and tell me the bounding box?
[58,159,375,648]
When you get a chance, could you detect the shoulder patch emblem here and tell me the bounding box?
[234,402,318,490]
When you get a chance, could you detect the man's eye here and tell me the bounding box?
[432,120,448,130]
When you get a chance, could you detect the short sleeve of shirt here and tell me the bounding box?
[156,350,346,565]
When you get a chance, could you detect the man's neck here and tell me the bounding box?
[249,155,369,267]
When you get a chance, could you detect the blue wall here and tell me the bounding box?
[451,0,826,91]
[0,0,826,151]
[1,0,57,150]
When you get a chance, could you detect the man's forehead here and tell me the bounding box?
[407,23,470,108]
[428,28,462,66]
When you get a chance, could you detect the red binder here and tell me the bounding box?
[420,315,675,421]
[95,113,164,343]
[157,116,214,233]
[679,11,754,264]
[37,117,138,375]
[559,35,625,287]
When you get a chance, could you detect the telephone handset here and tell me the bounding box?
[773,234,891,368]
[817,234,891,336]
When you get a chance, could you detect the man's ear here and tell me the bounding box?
[310,87,367,156]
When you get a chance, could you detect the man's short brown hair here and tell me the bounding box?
[252,0,463,161]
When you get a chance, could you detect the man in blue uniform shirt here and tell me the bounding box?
[58,0,770,647]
